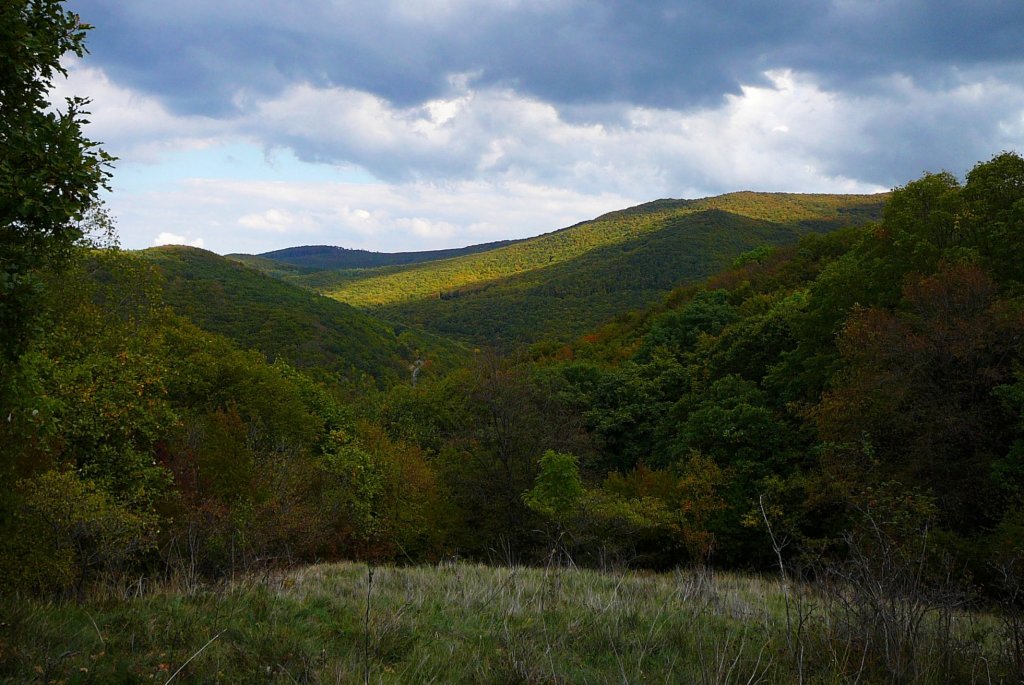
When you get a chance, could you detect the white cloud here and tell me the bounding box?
[237,208,313,233]
[153,232,205,249]
[50,62,227,163]
[396,217,458,240]
[235,68,907,197]
[110,177,637,255]
[57,60,1024,254]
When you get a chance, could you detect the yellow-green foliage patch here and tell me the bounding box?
[298,193,885,344]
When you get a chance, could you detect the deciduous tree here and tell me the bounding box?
[1,0,113,361]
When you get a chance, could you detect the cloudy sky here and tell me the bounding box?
[57,0,1024,254]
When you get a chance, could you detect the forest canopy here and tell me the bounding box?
[2,152,1023,598]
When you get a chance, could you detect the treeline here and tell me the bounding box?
[281,192,884,313]
[379,206,855,345]
[310,194,885,346]
[253,238,521,270]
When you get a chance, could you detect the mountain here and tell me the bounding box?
[140,245,466,386]
[266,192,886,345]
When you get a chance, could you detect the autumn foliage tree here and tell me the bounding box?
[815,263,1024,531]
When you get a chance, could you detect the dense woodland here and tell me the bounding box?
[3,3,1024,681]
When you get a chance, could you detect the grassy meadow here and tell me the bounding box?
[2,561,1013,684]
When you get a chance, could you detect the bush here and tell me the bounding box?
[2,469,157,597]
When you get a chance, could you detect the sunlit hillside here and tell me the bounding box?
[268,192,885,344]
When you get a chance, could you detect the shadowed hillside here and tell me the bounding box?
[141,246,467,386]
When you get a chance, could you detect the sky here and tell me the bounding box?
[55,0,1024,255]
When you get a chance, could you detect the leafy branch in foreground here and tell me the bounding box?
[1,0,114,361]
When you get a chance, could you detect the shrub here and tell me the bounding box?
[2,469,157,597]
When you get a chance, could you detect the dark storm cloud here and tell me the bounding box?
[782,1,1024,94]
[72,0,1024,116]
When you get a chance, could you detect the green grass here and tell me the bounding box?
[1,561,1009,683]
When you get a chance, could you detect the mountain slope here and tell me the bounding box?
[377,208,810,343]
[140,246,466,386]
[289,192,886,345]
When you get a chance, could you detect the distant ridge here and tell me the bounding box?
[248,239,522,271]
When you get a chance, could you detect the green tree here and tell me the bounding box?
[639,289,738,360]
[3,469,157,597]
[994,371,1024,497]
[523,450,584,524]
[1,0,112,361]
[962,151,1024,283]
[813,263,1022,532]
[882,170,962,253]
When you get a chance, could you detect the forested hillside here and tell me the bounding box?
[141,246,465,387]
[8,155,1021,591]
[1,251,451,592]
[7,154,1024,683]
[282,192,885,344]
[523,153,1024,578]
